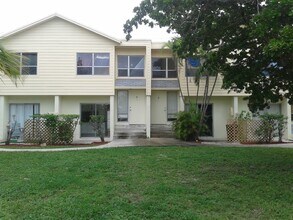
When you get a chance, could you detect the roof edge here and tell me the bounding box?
[0,13,121,44]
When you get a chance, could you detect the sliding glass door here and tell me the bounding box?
[9,103,40,140]
[80,104,110,137]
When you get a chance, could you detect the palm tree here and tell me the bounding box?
[0,44,20,84]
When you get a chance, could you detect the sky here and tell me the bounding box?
[0,0,175,42]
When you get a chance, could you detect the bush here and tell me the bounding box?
[172,105,203,141]
[31,114,79,144]
[89,115,105,142]
[255,113,287,143]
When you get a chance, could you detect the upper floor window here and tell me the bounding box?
[118,55,144,77]
[19,53,37,75]
[186,58,201,77]
[152,58,177,78]
[77,53,110,75]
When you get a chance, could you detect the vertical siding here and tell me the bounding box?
[0,17,117,95]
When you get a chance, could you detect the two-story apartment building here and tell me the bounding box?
[0,14,291,142]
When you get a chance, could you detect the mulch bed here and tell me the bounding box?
[0,142,108,148]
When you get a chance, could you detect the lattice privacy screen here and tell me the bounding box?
[226,119,263,143]
[23,119,77,144]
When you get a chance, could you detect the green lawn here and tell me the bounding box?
[0,147,292,219]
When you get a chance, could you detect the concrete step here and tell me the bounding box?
[114,124,146,139]
[151,124,174,138]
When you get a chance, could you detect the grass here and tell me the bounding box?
[0,146,292,219]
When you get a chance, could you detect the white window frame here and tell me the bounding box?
[19,53,38,75]
[117,55,144,77]
[77,53,110,75]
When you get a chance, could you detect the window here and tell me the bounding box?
[9,103,40,140]
[80,104,110,137]
[19,53,37,75]
[117,91,128,121]
[118,55,144,77]
[186,58,201,77]
[152,58,177,78]
[77,53,110,75]
[167,91,178,121]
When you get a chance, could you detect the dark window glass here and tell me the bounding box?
[118,69,128,77]
[118,56,128,68]
[22,53,37,66]
[81,104,110,137]
[118,56,144,77]
[152,71,166,78]
[94,53,109,67]
[77,53,110,75]
[168,58,176,70]
[152,57,177,78]
[130,69,144,77]
[94,67,109,75]
[77,67,92,75]
[77,53,92,66]
[168,71,177,78]
[152,58,166,70]
[20,53,37,75]
[117,91,128,122]
[130,56,144,68]
[22,67,37,75]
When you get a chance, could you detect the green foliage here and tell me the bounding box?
[172,105,203,141]
[236,110,252,120]
[124,0,293,111]
[89,115,105,142]
[255,113,287,143]
[33,114,79,144]
[0,44,21,84]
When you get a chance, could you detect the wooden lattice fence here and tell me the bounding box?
[23,118,77,144]
[226,119,263,143]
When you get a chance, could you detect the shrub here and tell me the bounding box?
[89,115,105,142]
[31,114,79,144]
[172,105,203,141]
[255,113,287,143]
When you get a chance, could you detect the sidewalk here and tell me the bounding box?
[0,138,293,152]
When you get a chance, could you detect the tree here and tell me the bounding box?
[0,44,20,84]
[89,115,106,142]
[124,0,293,112]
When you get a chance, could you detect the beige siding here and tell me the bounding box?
[152,49,173,57]
[178,60,247,97]
[0,17,117,96]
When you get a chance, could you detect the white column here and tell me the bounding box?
[110,95,115,140]
[146,95,151,138]
[281,99,291,140]
[54,95,60,114]
[0,96,7,141]
[233,96,239,117]
[179,94,185,112]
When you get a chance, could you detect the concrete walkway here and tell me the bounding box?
[0,138,293,152]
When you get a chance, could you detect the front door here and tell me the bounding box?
[151,91,167,124]
[129,90,146,124]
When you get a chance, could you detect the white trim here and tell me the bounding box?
[0,14,121,44]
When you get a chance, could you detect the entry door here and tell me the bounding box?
[151,91,167,124]
[129,90,146,124]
